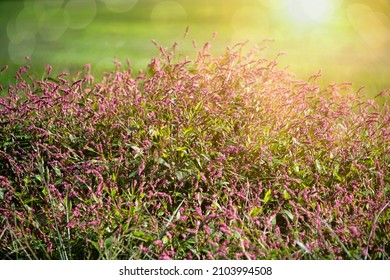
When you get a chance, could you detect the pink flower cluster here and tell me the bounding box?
[0,41,388,259]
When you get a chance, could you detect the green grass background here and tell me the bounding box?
[1,0,390,97]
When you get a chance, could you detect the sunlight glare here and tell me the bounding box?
[347,4,390,50]
[286,0,335,24]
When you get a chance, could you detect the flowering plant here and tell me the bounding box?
[0,41,388,259]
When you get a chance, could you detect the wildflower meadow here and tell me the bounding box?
[0,40,389,260]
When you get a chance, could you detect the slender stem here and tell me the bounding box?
[364,201,390,260]
[65,188,72,259]
[321,218,355,260]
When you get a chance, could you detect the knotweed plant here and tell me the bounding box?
[0,40,389,260]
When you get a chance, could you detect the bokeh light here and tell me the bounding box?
[260,0,285,11]
[15,7,40,37]
[347,4,390,51]
[29,0,65,19]
[0,0,389,97]
[64,0,97,30]
[100,0,138,13]
[39,9,68,42]
[8,34,36,65]
[7,8,38,44]
[150,1,187,23]
[286,0,335,24]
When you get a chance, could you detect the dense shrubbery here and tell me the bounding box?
[0,41,389,259]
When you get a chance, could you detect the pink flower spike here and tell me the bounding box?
[45,64,52,76]
[1,65,8,73]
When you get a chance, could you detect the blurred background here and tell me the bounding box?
[0,0,389,97]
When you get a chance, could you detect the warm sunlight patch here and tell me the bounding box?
[286,0,335,24]
[347,3,390,50]
[150,1,187,22]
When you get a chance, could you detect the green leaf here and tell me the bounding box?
[332,163,342,182]
[283,189,291,200]
[104,237,114,249]
[245,135,251,148]
[92,102,99,111]
[157,157,171,168]
[91,193,100,203]
[296,240,311,254]
[315,159,323,173]
[195,158,202,169]
[129,170,138,178]
[45,166,50,184]
[85,146,99,155]
[133,231,145,238]
[88,240,100,251]
[271,216,276,226]
[264,189,272,203]
[194,100,203,112]
[282,209,294,220]
[175,209,181,220]
[294,164,300,173]
[53,166,62,177]
[149,128,159,138]
[24,197,39,204]
[162,236,169,244]
[183,127,193,136]
[157,210,165,216]
[69,133,76,143]
[175,170,184,181]
[35,174,42,182]
[250,206,262,217]
[300,182,309,189]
